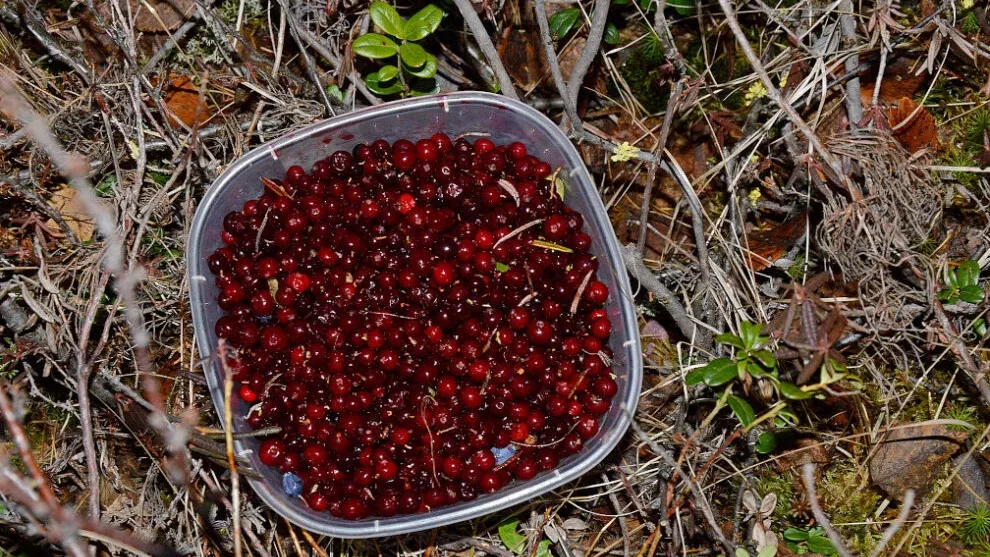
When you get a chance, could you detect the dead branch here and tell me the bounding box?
[451,0,520,101]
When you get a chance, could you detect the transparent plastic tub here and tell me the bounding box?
[187,91,643,538]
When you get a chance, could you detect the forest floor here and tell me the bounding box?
[1,0,990,556]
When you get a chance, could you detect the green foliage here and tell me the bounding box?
[498,519,555,556]
[818,462,882,553]
[548,8,581,40]
[960,505,990,546]
[961,11,981,35]
[945,404,978,431]
[966,109,990,155]
[684,321,813,428]
[755,473,795,521]
[784,527,836,555]
[938,260,985,305]
[354,2,443,97]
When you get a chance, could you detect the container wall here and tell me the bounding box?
[188,92,642,537]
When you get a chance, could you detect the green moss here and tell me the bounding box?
[618,43,670,114]
[819,461,882,554]
[755,472,795,522]
[961,505,990,547]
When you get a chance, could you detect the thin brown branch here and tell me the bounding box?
[715,0,859,201]
[628,418,733,554]
[451,0,520,101]
[800,464,854,557]
[564,0,609,112]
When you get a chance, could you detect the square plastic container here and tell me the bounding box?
[187,91,642,538]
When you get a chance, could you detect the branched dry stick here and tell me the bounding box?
[628,418,733,554]
[932,298,990,405]
[564,0,610,116]
[533,0,579,126]
[715,0,859,201]
[799,464,853,557]
[801,463,918,557]
[622,245,710,348]
[0,385,178,557]
[838,0,863,125]
[652,0,687,76]
[637,80,684,256]
[217,341,243,557]
[869,488,915,557]
[451,0,520,102]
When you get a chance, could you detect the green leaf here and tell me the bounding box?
[495,262,510,273]
[535,539,554,557]
[353,33,399,59]
[326,84,344,103]
[735,549,751,557]
[974,317,987,336]
[404,4,444,41]
[405,53,438,78]
[548,8,581,40]
[400,41,428,68]
[604,21,620,44]
[960,284,985,304]
[807,536,836,555]
[370,1,405,39]
[498,520,526,554]
[752,349,777,369]
[739,321,764,349]
[554,175,566,199]
[779,382,811,400]
[715,332,746,349]
[783,528,809,542]
[755,431,777,454]
[667,0,694,16]
[958,260,981,287]
[685,367,707,386]
[378,64,399,82]
[946,269,959,288]
[364,71,404,95]
[726,395,755,426]
[937,287,957,302]
[746,360,771,379]
[703,358,738,387]
[756,545,778,557]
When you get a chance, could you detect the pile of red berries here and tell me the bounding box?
[208,134,616,520]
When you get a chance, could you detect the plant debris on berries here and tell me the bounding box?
[207,134,618,520]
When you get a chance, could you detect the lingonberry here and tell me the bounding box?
[208,135,620,520]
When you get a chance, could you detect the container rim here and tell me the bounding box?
[187,91,643,537]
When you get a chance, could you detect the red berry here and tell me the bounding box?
[397,193,416,214]
[259,439,286,466]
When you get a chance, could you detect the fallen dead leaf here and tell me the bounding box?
[46,184,95,242]
[885,97,939,153]
[134,0,197,32]
[869,422,967,500]
[161,74,209,128]
[743,211,808,271]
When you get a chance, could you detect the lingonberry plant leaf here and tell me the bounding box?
[727,395,755,426]
[703,357,738,386]
[400,42,429,68]
[404,4,443,41]
[353,33,399,59]
[548,8,581,40]
[364,70,404,95]
[778,382,811,400]
[498,519,526,554]
[369,1,405,39]
[377,64,399,82]
[405,53,438,79]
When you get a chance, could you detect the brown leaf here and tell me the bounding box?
[133,0,197,32]
[162,74,208,128]
[886,97,939,153]
[497,25,549,92]
[869,422,967,500]
[859,58,927,104]
[46,184,94,242]
[743,211,808,271]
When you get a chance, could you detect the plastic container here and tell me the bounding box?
[187,91,643,538]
